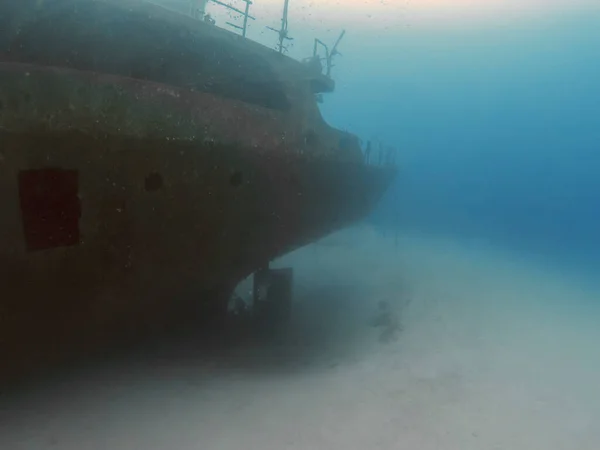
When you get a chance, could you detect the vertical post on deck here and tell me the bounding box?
[242,0,251,37]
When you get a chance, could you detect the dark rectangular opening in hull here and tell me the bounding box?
[18,168,81,251]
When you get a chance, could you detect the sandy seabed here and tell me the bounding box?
[2,225,600,450]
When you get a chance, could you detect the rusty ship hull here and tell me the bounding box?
[0,0,396,383]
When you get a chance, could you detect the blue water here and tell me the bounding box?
[321,10,600,274]
[4,6,600,449]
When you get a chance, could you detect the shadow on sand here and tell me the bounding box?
[4,280,382,405]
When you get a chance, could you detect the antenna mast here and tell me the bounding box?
[267,0,293,53]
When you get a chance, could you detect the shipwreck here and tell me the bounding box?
[0,0,397,384]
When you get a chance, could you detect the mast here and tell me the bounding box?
[279,0,290,53]
[267,0,293,53]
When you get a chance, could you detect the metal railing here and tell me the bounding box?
[207,0,255,38]
[363,140,398,167]
[205,0,292,54]
[184,0,346,78]
[312,29,345,78]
